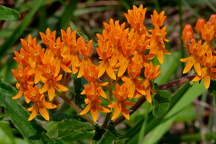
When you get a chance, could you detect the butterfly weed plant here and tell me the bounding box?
[2,3,216,144]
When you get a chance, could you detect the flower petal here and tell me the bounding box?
[98,62,106,78]
[80,104,90,115]
[183,62,193,74]
[111,104,121,120]
[194,63,201,76]
[117,58,129,77]
[90,110,98,122]
[28,106,37,121]
[39,107,49,120]
[48,87,55,101]
[106,65,116,80]
[45,102,57,109]
[12,91,22,99]
[56,84,68,92]
[204,76,210,89]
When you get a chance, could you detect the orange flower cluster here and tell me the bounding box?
[181,14,216,88]
[13,5,169,122]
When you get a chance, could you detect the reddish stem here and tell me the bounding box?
[112,74,196,126]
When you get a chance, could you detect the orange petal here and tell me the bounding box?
[183,62,193,74]
[27,106,33,111]
[45,102,57,109]
[100,82,109,86]
[77,65,84,78]
[25,96,31,103]
[12,91,22,99]
[48,87,55,101]
[111,104,121,120]
[40,84,48,94]
[56,84,68,92]
[106,65,116,80]
[117,59,129,77]
[39,107,49,120]
[90,110,98,122]
[56,74,63,81]
[146,90,152,103]
[194,63,201,76]
[28,107,37,121]
[98,62,106,78]
[192,76,201,82]
[80,104,90,115]
[157,52,164,64]
[98,88,107,99]
[204,76,210,89]
[34,72,41,84]
[81,89,86,95]
[101,107,111,113]
[61,64,72,73]
[122,112,130,120]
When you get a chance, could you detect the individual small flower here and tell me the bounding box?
[80,82,110,122]
[12,65,34,100]
[149,10,169,64]
[61,27,80,74]
[77,37,93,78]
[96,33,118,80]
[25,86,57,121]
[125,4,147,33]
[182,24,194,46]
[151,10,166,28]
[39,51,68,100]
[109,84,133,120]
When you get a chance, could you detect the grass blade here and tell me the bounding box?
[0,6,20,21]
[0,0,43,57]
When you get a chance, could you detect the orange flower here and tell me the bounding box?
[151,10,166,28]
[182,24,194,46]
[61,27,80,73]
[80,82,110,122]
[25,86,57,121]
[96,33,118,80]
[125,4,147,33]
[39,51,68,100]
[144,62,160,81]
[12,65,34,100]
[181,14,216,88]
[77,37,93,78]
[109,84,133,120]
[13,5,169,122]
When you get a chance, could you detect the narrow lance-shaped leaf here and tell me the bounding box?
[0,80,45,144]
[0,6,20,21]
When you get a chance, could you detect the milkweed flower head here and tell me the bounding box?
[13,5,169,122]
[181,14,216,88]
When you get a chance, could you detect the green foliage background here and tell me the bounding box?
[0,0,216,143]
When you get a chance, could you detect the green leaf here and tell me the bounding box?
[97,130,117,144]
[74,7,108,16]
[57,0,79,30]
[155,51,181,84]
[153,102,170,118]
[152,90,172,118]
[0,80,45,144]
[174,105,197,122]
[0,0,44,57]
[0,121,15,144]
[126,82,205,144]
[0,6,20,21]
[46,119,95,142]
[142,82,205,144]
